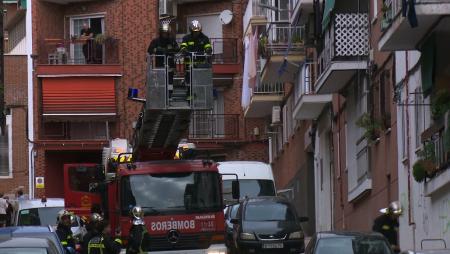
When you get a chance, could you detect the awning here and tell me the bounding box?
[322,0,335,32]
[42,77,116,117]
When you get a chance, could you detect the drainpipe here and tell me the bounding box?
[26,0,34,198]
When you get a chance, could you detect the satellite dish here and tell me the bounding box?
[219,10,233,25]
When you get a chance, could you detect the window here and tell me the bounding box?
[42,121,109,140]
[0,115,12,177]
[70,16,105,64]
[379,70,392,128]
[68,166,103,193]
[400,102,408,159]
[244,202,295,221]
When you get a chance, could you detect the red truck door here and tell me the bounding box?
[63,163,103,218]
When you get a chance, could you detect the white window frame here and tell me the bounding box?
[0,114,13,179]
[69,14,105,64]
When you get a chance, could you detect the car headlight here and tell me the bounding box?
[240,232,256,240]
[289,231,304,239]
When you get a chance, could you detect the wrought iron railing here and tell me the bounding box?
[188,113,240,140]
[265,23,305,56]
[40,38,120,64]
[317,13,369,78]
[253,82,284,94]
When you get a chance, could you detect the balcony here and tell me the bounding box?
[244,82,284,118]
[243,0,270,36]
[379,0,450,51]
[36,38,122,77]
[188,113,240,140]
[260,23,306,83]
[290,0,314,25]
[292,62,332,120]
[315,13,369,94]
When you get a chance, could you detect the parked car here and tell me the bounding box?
[305,232,394,254]
[0,226,65,254]
[225,203,240,253]
[218,161,276,204]
[231,196,307,254]
[13,197,86,240]
[401,239,450,254]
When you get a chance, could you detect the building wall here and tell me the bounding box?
[0,55,29,196]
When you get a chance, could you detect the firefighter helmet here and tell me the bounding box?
[379,201,402,215]
[90,213,104,223]
[189,20,202,32]
[57,209,72,223]
[131,206,145,225]
[160,21,170,33]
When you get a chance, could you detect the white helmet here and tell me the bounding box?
[379,201,402,215]
[189,20,202,32]
[57,209,72,223]
[131,206,145,225]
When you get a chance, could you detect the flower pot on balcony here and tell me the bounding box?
[422,159,437,176]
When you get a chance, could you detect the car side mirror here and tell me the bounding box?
[232,180,240,200]
[230,218,239,224]
[299,217,309,223]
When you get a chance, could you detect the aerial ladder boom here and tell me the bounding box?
[132,54,213,161]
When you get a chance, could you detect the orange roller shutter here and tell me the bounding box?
[42,77,116,115]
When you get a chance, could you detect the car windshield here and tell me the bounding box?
[315,236,392,254]
[18,207,63,226]
[121,172,222,215]
[222,179,275,201]
[0,248,47,254]
[245,202,295,221]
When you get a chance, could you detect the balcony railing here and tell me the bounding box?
[253,81,284,95]
[40,38,120,65]
[175,38,238,64]
[264,23,305,56]
[243,0,270,33]
[189,113,240,140]
[421,122,450,177]
[317,13,369,77]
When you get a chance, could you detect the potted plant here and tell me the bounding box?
[417,142,437,176]
[431,89,450,121]
[413,160,428,183]
[356,113,384,142]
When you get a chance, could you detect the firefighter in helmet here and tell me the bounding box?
[180,20,212,89]
[373,201,402,253]
[81,213,104,254]
[87,219,122,254]
[126,206,150,254]
[56,209,76,254]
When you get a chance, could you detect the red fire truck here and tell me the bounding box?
[63,54,238,253]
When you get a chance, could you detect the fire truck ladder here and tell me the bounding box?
[132,54,213,160]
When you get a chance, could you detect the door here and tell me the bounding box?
[316,130,333,231]
[70,16,104,64]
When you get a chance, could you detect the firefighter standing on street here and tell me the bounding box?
[126,206,150,254]
[87,220,122,254]
[373,201,402,253]
[82,213,104,254]
[180,20,212,92]
[56,210,76,254]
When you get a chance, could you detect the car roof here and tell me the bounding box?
[0,237,51,248]
[244,196,290,204]
[17,198,64,210]
[0,226,53,235]
[316,231,386,239]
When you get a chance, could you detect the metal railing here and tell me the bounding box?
[243,0,270,33]
[265,23,305,56]
[294,62,315,99]
[40,38,120,65]
[317,13,369,77]
[423,125,449,174]
[253,82,284,94]
[188,113,240,140]
[175,38,238,64]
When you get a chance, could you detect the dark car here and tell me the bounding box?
[0,226,65,254]
[0,237,62,254]
[225,203,240,253]
[231,196,308,254]
[305,232,394,254]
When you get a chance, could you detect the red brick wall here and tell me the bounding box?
[1,56,29,196]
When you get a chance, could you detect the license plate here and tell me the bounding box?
[262,243,284,249]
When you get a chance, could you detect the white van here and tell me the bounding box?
[218,161,276,203]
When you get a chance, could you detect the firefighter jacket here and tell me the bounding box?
[180,32,212,64]
[87,234,122,254]
[126,225,150,254]
[147,37,179,68]
[56,224,75,253]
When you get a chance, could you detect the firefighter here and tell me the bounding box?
[180,20,212,89]
[82,213,104,254]
[87,220,122,254]
[126,206,150,254]
[56,209,76,254]
[373,201,402,253]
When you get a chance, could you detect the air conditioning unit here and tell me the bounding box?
[272,106,281,125]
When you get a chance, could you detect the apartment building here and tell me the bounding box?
[1,0,268,197]
[378,0,450,249]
